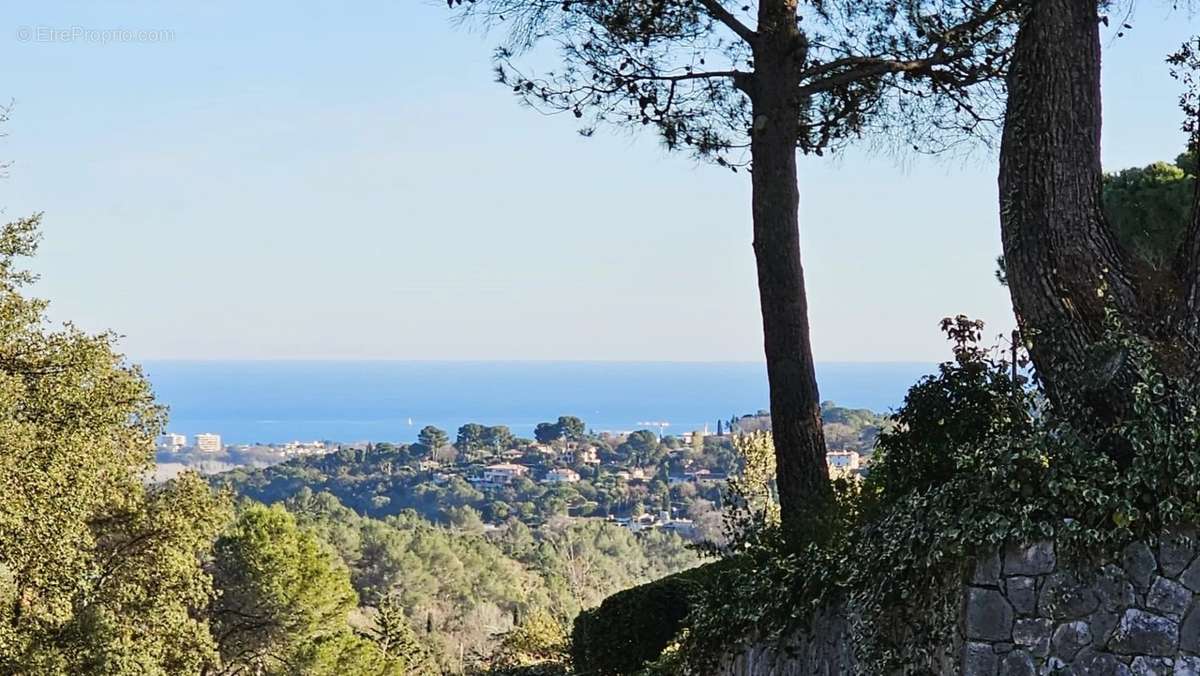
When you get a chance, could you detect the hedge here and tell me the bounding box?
[570,560,730,675]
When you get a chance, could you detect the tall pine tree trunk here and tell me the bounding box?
[998,0,1140,422]
[1176,176,1200,346]
[750,3,831,530]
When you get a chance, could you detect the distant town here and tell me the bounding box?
[160,404,885,540]
[157,432,331,458]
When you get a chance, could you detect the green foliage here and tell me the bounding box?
[862,315,1034,511]
[367,595,434,673]
[556,416,585,442]
[706,431,779,555]
[485,426,515,452]
[61,475,232,675]
[996,151,1197,284]
[670,492,857,673]
[417,425,449,456]
[533,417,587,445]
[570,567,710,676]
[818,402,889,432]
[670,312,1200,673]
[557,429,850,673]
[457,423,489,452]
[1103,155,1194,270]
[210,503,371,675]
[534,422,561,444]
[284,490,696,671]
[213,425,739,527]
[0,215,232,674]
[485,609,570,675]
[620,430,661,465]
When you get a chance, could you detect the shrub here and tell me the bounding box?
[486,609,570,675]
[570,564,719,675]
[862,315,1035,510]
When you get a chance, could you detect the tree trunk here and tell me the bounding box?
[749,10,832,531]
[1175,169,1200,347]
[998,0,1140,422]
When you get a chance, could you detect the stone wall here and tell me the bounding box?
[719,533,1200,675]
[716,606,856,676]
[963,535,1200,675]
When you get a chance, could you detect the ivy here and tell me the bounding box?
[663,313,1200,673]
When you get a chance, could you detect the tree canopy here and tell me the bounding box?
[417,425,450,455]
[454,0,1015,162]
[1103,153,1194,271]
[0,215,231,674]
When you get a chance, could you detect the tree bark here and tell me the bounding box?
[750,2,832,531]
[998,0,1140,421]
[1175,169,1200,347]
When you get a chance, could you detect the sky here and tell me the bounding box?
[0,2,1196,362]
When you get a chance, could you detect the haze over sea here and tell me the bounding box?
[142,361,936,445]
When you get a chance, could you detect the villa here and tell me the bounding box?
[543,467,581,484]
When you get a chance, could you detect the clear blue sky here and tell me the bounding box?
[1,2,1195,362]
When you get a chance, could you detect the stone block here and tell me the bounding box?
[963,641,999,676]
[1125,541,1158,591]
[1148,576,1193,618]
[974,551,1002,585]
[1013,618,1053,657]
[1043,656,1066,673]
[1160,528,1198,579]
[1039,570,1100,620]
[1181,599,1200,653]
[1098,564,1136,611]
[1005,541,1056,576]
[1072,646,1097,671]
[1050,620,1091,661]
[1091,610,1120,646]
[1131,656,1174,676]
[1108,609,1180,656]
[967,587,1015,641]
[998,649,1035,676]
[1176,656,1200,676]
[1008,576,1038,616]
[1080,652,1134,676]
[1180,558,1200,594]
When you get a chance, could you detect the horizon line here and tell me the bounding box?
[134,357,940,365]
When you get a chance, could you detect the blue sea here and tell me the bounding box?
[141,361,938,445]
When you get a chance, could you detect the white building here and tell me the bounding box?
[279,440,329,457]
[543,468,581,484]
[157,432,186,452]
[826,450,861,474]
[480,463,530,486]
[194,433,223,454]
[662,518,698,538]
[613,513,658,534]
[563,446,600,465]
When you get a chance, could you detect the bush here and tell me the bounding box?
[570,563,719,675]
[486,609,570,675]
[863,315,1034,510]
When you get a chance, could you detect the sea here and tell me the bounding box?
[141,361,938,445]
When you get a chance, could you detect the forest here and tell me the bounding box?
[0,214,700,673]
